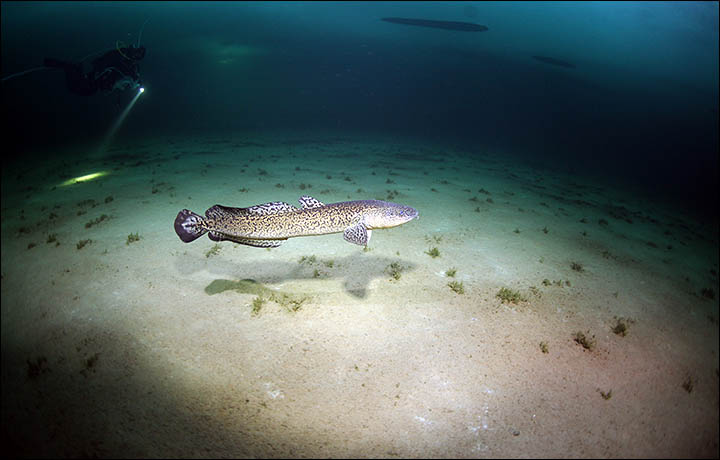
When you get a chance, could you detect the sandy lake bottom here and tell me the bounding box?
[2,133,718,458]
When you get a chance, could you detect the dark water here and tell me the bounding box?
[2,1,718,217]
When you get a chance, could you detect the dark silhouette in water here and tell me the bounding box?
[381,17,488,32]
[532,55,576,69]
[44,45,146,95]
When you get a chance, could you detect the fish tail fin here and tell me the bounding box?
[174,209,208,243]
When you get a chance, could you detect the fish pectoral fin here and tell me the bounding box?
[343,221,372,246]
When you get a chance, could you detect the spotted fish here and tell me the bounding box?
[174,195,419,248]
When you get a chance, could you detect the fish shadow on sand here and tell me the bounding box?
[175,251,417,299]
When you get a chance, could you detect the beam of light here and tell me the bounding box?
[97,86,145,155]
[60,171,109,186]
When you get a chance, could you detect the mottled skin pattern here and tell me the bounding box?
[205,200,417,240]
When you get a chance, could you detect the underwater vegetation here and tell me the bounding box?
[682,375,696,393]
[85,214,109,228]
[612,317,634,337]
[80,352,100,378]
[384,189,400,201]
[268,291,309,312]
[77,198,99,210]
[205,279,310,314]
[425,235,443,244]
[299,255,317,265]
[445,267,457,277]
[385,262,404,281]
[26,356,50,380]
[541,279,571,287]
[539,341,549,354]
[205,244,222,258]
[76,239,91,250]
[496,287,527,304]
[251,297,266,316]
[447,280,464,294]
[528,285,542,298]
[47,233,57,244]
[126,232,140,245]
[573,331,596,351]
[425,247,440,258]
[299,254,336,278]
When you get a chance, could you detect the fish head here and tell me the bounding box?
[365,201,419,229]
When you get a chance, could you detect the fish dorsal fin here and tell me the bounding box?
[245,201,297,215]
[299,195,325,209]
[205,202,296,219]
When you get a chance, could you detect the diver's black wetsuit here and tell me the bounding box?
[44,45,145,96]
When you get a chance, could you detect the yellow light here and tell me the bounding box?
[60,171,108,186]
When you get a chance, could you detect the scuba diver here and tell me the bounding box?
[43,43,146,96]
